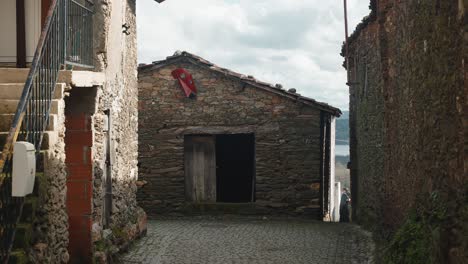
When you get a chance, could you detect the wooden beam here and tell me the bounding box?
[16,0,26,68]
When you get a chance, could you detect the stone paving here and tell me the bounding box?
[119,217,375,264]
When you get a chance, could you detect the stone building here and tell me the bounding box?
[138,52,342,220]
[344,0,467,262]
[0,0,164,263]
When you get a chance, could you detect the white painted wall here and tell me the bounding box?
[0,0,41,63]
[0,0,17,63]
[25,0,42,62]
[334,181,341,222]
[107,0,125,76]
[329,116,339,222]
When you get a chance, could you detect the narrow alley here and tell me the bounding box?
[0,0,465,263]
[120,217,374,264]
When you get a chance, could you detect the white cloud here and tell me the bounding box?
[137,0,371,110]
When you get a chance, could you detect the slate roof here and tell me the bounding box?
[139,51,342,117]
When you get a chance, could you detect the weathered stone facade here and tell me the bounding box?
[88,0,145,262]
[26,0,144,263]
[138,52,341,219]
[30,85,69,263]
[346,14,384,230]
[345,0,467,262]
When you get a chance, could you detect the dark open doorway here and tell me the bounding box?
[216,134,255,203]
[184,133,255,203]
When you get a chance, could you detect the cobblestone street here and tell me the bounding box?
[119,217,375,264]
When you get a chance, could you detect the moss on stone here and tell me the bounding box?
[94,240,108,252]
[111,226,128,241]
[383,192,449,264]
[383,214,433,264]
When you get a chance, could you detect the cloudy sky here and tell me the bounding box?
[137,0,370,110]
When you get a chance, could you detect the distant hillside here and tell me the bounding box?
[336,111,349,145]
[339,111,349,120]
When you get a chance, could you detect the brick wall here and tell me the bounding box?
[346,0,467,261]
[138,60,333,218]
[65,113,93,263]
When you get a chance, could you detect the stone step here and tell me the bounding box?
[0,68,105,88]
[0,83,65,100]
[0,99,60,115]
[0,68,76,84]
[0,132,56,151]
[0,114,57,131]
[0,68,30,84]
[8,250,28,264]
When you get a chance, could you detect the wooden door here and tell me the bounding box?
[184,136,216,202]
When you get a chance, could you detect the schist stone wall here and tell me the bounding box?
[345,0,467,262]
[138,57,339,218]
[345,3,385,231]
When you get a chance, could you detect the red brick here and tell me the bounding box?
[66,181,92,215]
[65,131,93,146]
[67,181,92,202]
[67,200,92,216]
[68,215,92,264]
[68,214,91,232]
[66,114,91,131]
[67,164,92,180]
[65,146,91,165]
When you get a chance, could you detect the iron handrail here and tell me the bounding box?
[0,0,93,261]
[0,1,62,262]
[0,2,60,175]
[66,0,94,67]
[70,0,94,12]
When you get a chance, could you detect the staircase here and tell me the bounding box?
[0,0,94,261]
[0,69,66,152]
[0,68,67,263]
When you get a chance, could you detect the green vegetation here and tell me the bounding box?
[384,213,433,263]
[111,226,128,243]
[94,240,108,252]
[383,192,448,264]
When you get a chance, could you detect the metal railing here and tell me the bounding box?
[0,0,93,261]
[66,0,94,67]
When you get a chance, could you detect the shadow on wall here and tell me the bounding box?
[29,151,69,263]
